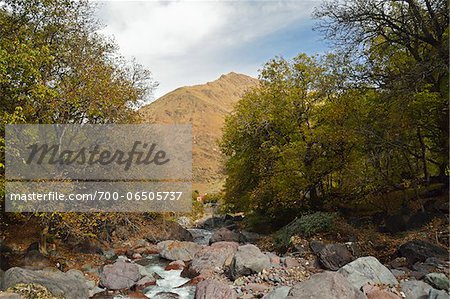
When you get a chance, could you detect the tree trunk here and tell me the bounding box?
[417,127,430,185]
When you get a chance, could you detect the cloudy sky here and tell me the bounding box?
[96,1,329,99]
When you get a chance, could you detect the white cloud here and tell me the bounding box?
[96,1,319,98]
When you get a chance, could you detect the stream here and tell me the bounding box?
[114,228,213,299]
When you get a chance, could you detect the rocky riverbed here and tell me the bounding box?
[0,217,449,299]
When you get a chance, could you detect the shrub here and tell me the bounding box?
[275,212,336,248]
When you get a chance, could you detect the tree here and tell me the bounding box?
[0,0,157,243]
[221,54,357,225]
[314,0,449,183]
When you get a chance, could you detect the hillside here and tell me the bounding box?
[139,72,259,192]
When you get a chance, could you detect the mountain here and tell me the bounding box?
[139,72,259,192]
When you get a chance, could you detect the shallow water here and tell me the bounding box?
[114,228,214,298]
[188,228,214,245]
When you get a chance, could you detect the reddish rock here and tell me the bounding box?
[362,285,402,299]
[157,241,202,262]
[188,242,238,277]
[114,247,128,256]
[266,252,280,265]
[165,260,186,271]
[191,274,208,285]
[195,279,235,299]
[132,253,142,260]
[135,276,156,290]
[209,228,246,244]
[126,292,148,298]
[134,245,160,255]
[100,261,140,290]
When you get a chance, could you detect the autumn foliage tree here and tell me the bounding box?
[0,0,157,241]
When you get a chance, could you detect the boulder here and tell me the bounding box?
[310,240,326,254]
[72,238,103,255]
[262,286,291,299]
[230,244,270,279]
[146,220,193,242]
[195,279,235,299]
[3,267,89,299]
[400,280,433,299]
[21,250,52,270]
[429,288,450,299]
[286,271,367,299]
[406,212,432,230]
[316,243,354,271]
[100,261,140,290]
[241,231,262,243]
[338,256,398,290]
[189,242,238,277]
[398,240,448,265]
[158,241,202,262]
[424,273,450,290]
[209,228,246,244]
[200,217,225,230]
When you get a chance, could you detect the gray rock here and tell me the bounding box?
[195,279,235,299]
[263,286,291,299]
[158,240,202,262]
[89,286,105,297]
[231,244,270,279]
[100,261,140,290]
[310,240,326,254]
[338,256,398,290]
[138,264,155,278]
[190,242,238,276]
[287,271,367,299]
[146,221,193,242]
[3,267,89,299]
[398,240,448,265]
[317,243,354,271]
[209,228,246,244]
[22,250,52,270]
[400,280,432,299]
[428,288,450,299]
[65,269,84,281]
[424,273,450,290]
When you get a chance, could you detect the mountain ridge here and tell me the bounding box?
[139,72,259,192]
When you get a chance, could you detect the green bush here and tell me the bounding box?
[275,212,336,248]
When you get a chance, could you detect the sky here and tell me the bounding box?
[96,1,329,99]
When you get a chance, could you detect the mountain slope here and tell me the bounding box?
[139,72,259,192]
